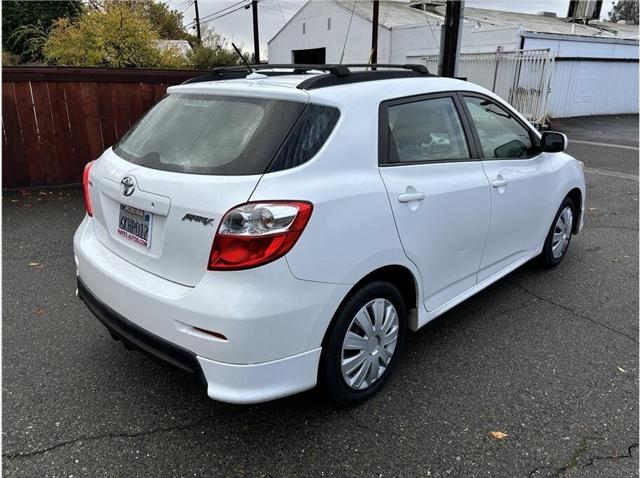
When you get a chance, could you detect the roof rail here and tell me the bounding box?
[214,63,352,76]
[215,63,430,75]
[182,63,434,87]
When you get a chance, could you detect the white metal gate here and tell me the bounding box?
[418,49,555,127]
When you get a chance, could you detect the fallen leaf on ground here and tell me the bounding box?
[28,262,40,266]
[618,366,626,373]
[587,207,598,212]
[489,431,508,440]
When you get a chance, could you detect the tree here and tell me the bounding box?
[141,0,198,44]
[2,1,83,63]
[84,0,197,43]
[608,0,639,23]
[43,2,183,68]
[187,27,240,69]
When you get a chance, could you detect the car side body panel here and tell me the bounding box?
[546,152,587,232]
[249,95,425,312]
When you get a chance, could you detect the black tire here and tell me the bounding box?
[539,196,576,268]
[320,281,407,405]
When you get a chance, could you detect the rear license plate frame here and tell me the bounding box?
[117,204,153,248]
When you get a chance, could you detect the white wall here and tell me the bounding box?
[269,3,521,64]
[524,36,639,117]
[389,24,440,61]
[390,24,521,62]
[268,1,392,64]
[461,26,522,53]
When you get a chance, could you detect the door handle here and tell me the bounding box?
[492,178,509,188]
[398,192,425,203]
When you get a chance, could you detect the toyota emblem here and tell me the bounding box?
[120,176,135,197]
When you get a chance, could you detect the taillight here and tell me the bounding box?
[82,160,95,217]
[208,201,313,271]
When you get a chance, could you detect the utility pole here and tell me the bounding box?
[438,0,464,77]
[370,0,379,68]
[194,0,201,43]
[251,0,260,64]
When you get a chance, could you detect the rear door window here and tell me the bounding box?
[384,96,470,164]
[114,94,306,175]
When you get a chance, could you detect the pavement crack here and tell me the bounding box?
[582,442,639,468]
[507,279,638,344]
[529,442,638,477]
[3,415,210,460]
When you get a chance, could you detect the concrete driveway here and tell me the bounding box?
[3,115,638,477]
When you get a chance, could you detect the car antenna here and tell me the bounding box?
[231,43,253,74]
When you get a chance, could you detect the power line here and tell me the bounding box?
[186,3,248,28]
[174,0,192,13]
[195,0,249,24]
[381,0,392,27]
[176,0,194,14]
[423,9,440,48]
[260,3,296,18]
[274,0,286,21]
[339,1,357,64]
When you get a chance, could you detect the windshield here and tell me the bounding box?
[114,94,306,175]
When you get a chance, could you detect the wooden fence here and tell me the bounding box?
[2,67,208,189]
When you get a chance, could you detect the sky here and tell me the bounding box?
[166,0,617,58]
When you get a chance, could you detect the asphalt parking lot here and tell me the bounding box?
[3,114,638,477]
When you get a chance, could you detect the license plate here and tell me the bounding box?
[118,204,152,248]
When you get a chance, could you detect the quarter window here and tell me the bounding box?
[386,97,470,163]
[463,96,535,159]
[268,104,340,172]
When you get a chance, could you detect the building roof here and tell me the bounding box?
[333,1,638,40]
[334,0,437,28]
[456,7,639,40]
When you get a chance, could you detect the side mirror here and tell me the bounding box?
[541,131,568,153]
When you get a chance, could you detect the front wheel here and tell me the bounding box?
[320,281,407,405]
[540,197,575,268]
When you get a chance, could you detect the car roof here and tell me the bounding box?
[169,71,490,105]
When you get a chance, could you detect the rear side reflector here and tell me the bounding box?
[192,326,228,341]
[208,201,313,271]
[83,160,95,217]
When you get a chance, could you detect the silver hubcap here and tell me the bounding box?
[341,298,399,390]
[552,206,573,259]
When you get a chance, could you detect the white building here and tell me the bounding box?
[268,1,639,118]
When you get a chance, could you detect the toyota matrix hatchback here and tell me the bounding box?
[75,64,586,405]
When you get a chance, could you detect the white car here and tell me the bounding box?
[74,64,586,405]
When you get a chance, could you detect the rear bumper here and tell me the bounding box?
[74,217,349,403]
[77,278,202,375]
[79,277,321,403]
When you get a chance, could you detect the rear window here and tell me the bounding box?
[114,94,307,175]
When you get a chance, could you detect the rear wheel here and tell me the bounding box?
[320,281,406,405]
[540,197,575,268]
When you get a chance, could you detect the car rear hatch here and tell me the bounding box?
[87,85,309,286]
